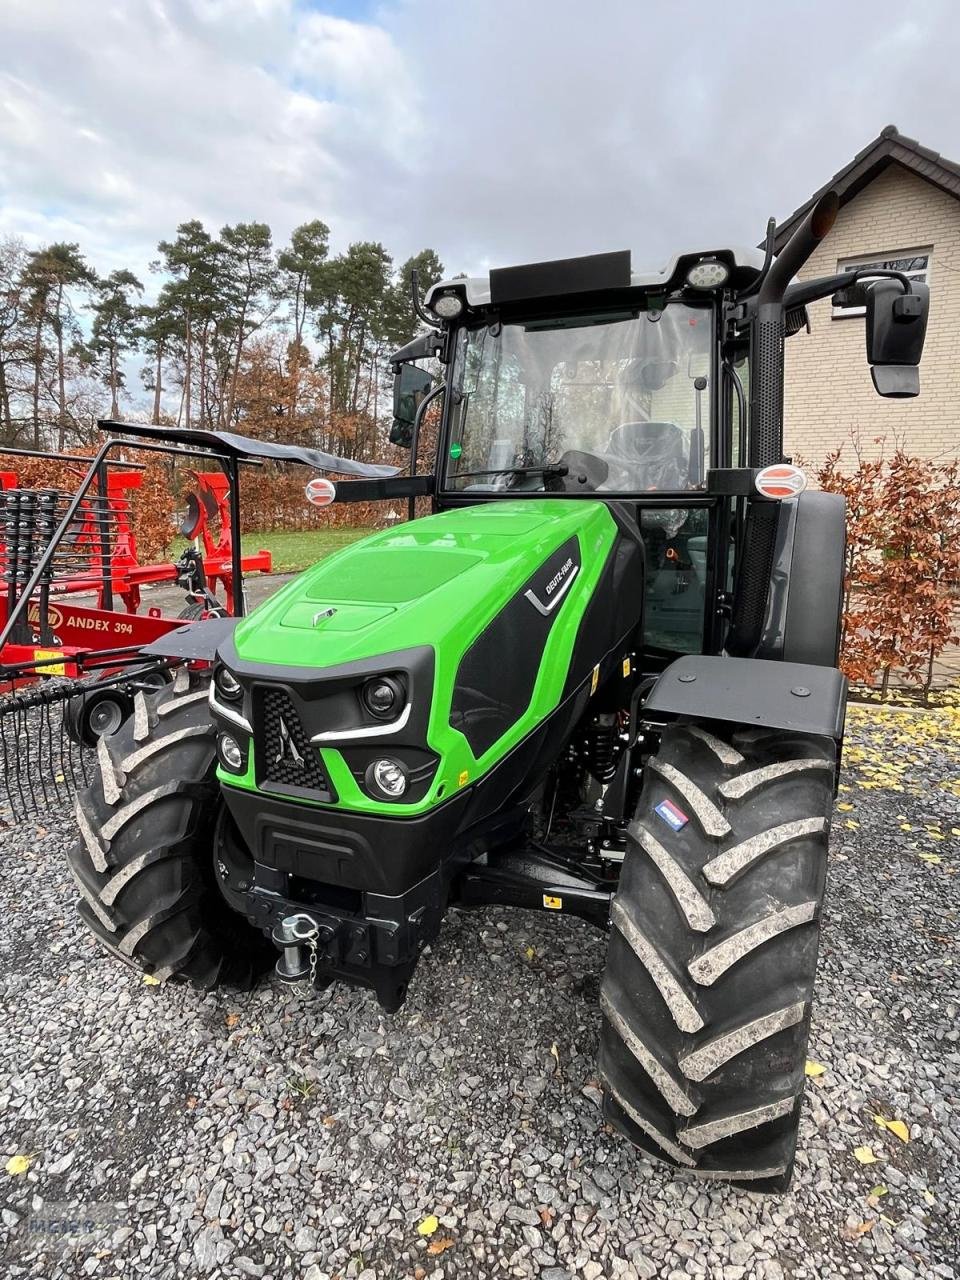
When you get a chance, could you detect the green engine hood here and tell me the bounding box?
[233,499,615,669]
[224,498,623,816]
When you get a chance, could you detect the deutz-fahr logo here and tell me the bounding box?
[275,716,305,767]
[525,549,580,617]
[545,557,574,597]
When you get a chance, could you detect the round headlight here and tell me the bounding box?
[685,258,730,289]
[371,758,407,798]
[361,676,404,720]
[215,667,242,701]
[219,733,243,771]
[432,292,463,319]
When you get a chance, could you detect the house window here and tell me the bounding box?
[832,248,932,318]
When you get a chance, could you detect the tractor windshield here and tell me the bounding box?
[444,302,712,493]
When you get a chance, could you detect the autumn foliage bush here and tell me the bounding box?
[813,442,960,696]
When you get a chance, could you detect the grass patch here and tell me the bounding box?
[172,527,376,575]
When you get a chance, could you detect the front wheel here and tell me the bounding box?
[599,719,835,1191]
[67,673,273,988]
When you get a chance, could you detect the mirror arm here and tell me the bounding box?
[783,268,914,312]
[390,330,444,368]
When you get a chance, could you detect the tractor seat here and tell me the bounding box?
[606,421,688,491]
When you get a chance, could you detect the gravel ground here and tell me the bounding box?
[0,698,957,1279]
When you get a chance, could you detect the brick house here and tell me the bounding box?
[778,125,960,465]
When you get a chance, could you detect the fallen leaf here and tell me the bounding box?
[225,1013,240,1028]
[841,1220,875,1240]
[550,1042,561,1072]
[845,819,860,830]
[538,1206,555,1228]
[854,1146,878,1164]
[426,1237,455,1255]
[5,1154,32,1175]
[922,1189,936,1206]
[417,1215,439,1237]
[142,974,161,986]
[805,1060,827,1078]
[867,1184,888,1199]
[837,802,854,812]
[185,1096,198,1110]
[414,1269,427,1280]
[322,1115,337,1127]
[524,946,536,961]
[873,1115,910,1143]
[917,852,942,865]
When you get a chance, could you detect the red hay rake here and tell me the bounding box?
[0,421,402,822]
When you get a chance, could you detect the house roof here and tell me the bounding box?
[772,125,960,250]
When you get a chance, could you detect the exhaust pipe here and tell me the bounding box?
[758,190,839,306]
[729,191,841,659]
[749,190,838,468]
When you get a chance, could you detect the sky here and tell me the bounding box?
[1,0,959,288]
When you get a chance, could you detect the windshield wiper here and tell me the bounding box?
[452,464,569,480]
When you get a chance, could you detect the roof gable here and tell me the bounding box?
[773,125,960,250]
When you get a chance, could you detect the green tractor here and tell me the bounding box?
[69,191,929,1190]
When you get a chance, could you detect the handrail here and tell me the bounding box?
[0,445,146,470]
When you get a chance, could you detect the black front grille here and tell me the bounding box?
[257,687,332,797]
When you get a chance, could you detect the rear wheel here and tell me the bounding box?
[599,720,835,1191]
[67,671,272,988]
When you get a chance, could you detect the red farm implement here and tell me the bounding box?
[0,421,402,821]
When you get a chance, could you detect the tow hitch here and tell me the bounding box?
[271,913,320,984]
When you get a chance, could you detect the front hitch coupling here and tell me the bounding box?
[271,913,320,983]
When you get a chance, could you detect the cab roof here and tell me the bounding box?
[424,246,766,312]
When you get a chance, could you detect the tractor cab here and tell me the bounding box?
[423,252,754,657]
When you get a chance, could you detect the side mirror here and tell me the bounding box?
[390,364,432,446]
[866,279,929,398]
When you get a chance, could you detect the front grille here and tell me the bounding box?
[256,687,332,797]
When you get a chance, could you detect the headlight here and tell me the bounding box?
[370,758,407,798]
[215,666,242,701]
[685,258,730,289]
[361,675,405,720]
[432,292,463,319]
[218,733,244,771]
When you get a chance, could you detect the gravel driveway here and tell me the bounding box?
[0,698,957,1279]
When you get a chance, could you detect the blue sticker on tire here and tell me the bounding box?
[655,798,689,831]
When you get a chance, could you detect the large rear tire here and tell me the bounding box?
[67,671,272,989]
[599,720,835,1191]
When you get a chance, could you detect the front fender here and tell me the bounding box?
[643,655,846,741]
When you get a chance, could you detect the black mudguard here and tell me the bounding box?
[644,654,846,741]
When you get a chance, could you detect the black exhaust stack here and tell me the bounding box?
[728,192,839,659]
[749,190,838,467]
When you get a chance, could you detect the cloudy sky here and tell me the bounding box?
[1,0,959,285]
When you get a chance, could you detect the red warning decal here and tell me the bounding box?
[754,464,807,499]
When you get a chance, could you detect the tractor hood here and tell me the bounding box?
[232,499,616,670]
[213,497,640,822]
